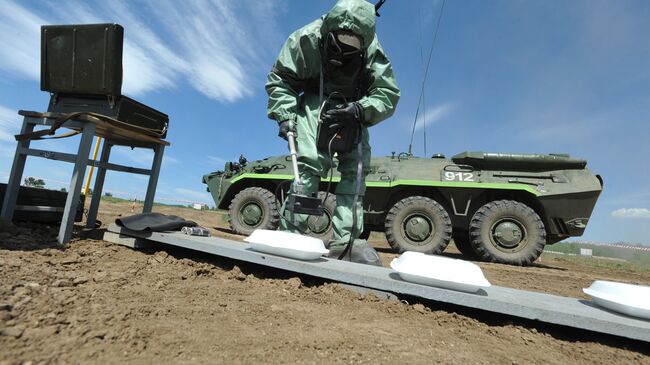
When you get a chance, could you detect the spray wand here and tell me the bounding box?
[285,126,324,216]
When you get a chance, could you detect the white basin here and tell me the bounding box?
[583,280,650,320]
[245,229,329,261]
[390,251,491,293]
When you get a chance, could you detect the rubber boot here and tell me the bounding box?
[327,239,382,267]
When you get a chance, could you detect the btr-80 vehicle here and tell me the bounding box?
[202,151,602,266]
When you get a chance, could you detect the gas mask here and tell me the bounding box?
[324,30,364,69]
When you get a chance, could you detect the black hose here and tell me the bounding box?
[321,129,338,207]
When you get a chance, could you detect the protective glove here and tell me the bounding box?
[322,102,364,126]
[278,120,296,140]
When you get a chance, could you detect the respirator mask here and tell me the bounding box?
[325,30,363,68]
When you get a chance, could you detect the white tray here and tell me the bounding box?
[390,251,491,293]
[245,229,329,261]
[583,280,650,320]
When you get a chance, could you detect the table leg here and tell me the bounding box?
[143,144,164,213]
[58,123,96,244]
[1,117,35,221]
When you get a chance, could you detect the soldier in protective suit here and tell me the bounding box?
[266,0,400,265]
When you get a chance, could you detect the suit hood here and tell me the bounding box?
[321,0,376,49]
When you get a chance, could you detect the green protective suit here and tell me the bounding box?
[265,0,400,246]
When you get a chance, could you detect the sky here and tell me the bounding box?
[0,0,649,245]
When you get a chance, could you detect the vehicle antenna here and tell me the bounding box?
[419,5,427,157]
[408,0,446,156]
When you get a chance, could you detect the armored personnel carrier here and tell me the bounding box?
[202,151,602,265]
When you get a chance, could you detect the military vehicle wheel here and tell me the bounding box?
[452,231,477,258]
[306,192,336,242]
[228,187,280,236]
[385,196,452,254]
[469,200,546,266]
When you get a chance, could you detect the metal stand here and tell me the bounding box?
[1,112,167,244]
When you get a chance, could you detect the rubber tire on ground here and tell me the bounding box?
[384,196,452,254]
[228,187,280,236]
[469,200,546,266]
[452,231,477,258]
[305,192,336,242]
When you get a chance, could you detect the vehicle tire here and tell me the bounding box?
[385,196,452,254]
[469,200,546,266]
[452,231,477,258]
[228,187,280,236]
[306,192,336,242]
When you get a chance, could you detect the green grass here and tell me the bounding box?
[546,253,650,273]
[545,241,650,271]
[99,195,130,204]
[98,195,213,210]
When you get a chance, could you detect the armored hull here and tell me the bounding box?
[203,152,602,265]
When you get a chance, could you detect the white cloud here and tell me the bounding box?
[0,0,44,80]
[420,0,445,26]
[172,187,211,204]
[0,169,10,185]
[0,0,284,102]
[120,42,178,96]
[610,191,650,206]
[208,155,227,167]
[164,155,179,166]
[412,102,455,132]
[113,148,153,166]
[508,2,650,143]
[0,104,21,142]
[41,0,186,97]
[148,0,282,102]
[611,208,650,219]
[91,0,188,96]
[0,150,12,163]
[113,147,178,167]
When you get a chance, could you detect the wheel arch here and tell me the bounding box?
[366,184,549,235]
[381,186,453,216]
[472,189,548,233]
[219,178,287,210]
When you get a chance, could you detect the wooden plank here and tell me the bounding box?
[17,110,169,146]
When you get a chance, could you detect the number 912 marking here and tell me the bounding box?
[443,171,475,182]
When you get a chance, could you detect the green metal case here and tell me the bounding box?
[41,23,124,97]
[47,94,169,139]
[0,184,84,223]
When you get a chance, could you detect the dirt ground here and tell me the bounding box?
[1,200,649,364]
